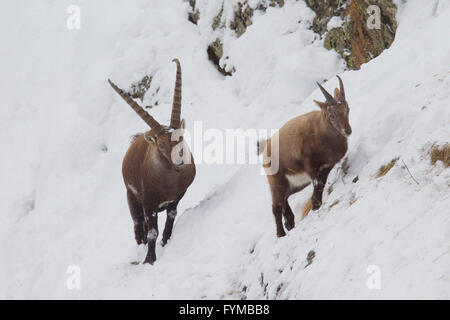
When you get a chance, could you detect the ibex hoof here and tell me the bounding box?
[312,199,322,211]
[143,257,155,265]
[277,230,286,238]
[134,226,147,245]
[284,221,295,231]
[135,234,145,245]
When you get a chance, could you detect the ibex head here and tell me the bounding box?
[143,119,187,168]
[109,58,188,168]
[314,76,352,137]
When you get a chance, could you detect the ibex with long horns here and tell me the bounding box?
[258,76,351,237]
[108,59,195,264]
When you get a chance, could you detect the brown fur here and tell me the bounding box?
[122,126,196,264]
[261,77,351,237]
[123,129,195,209]
[110,59,195,264]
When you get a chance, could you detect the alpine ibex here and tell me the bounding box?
[258,76,351,237]
[108,59,195,264]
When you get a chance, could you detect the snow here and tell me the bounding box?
[0,0,449,299]
[327,16,344,30]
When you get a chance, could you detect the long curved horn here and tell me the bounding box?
[108,79,164,137]
[316,81,336,105]
[170,58,182,129]
[336,75,345,101]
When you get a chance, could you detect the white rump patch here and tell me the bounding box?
[286,172,311,189]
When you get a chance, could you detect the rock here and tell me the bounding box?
[129,75,152,102]
[188,0,199,25]
[212,6,224,31]
[201,1,289,75]
[305,250,316,268]
[305,0,345,34]
[207,38,233,76]
[324,27,347,55]
[308,0,397,70]
[230,2,254,37]
[269,0,285,8]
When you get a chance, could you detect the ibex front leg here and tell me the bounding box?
[311,164,332,211]
[270,181,288,237]
[162,201,179,246]
[126,190,146,245]
[143,210,159,265]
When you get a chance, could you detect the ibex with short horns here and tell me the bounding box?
[108,59,195,264]
[258,76,351,237]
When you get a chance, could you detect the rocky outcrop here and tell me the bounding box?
[201,0,397,74]
[206,0,284,75]
[230,2,254,37]
[306,0,397,70]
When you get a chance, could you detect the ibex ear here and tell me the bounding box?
[144,133,156,144]
[180,118,186,130]
[314,100,327,110]
[334,88,340,100]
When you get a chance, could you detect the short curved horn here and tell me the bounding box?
[170,58,182,129]
[108,79,164,137]
[316,81,336,105]
[336,75,345,101]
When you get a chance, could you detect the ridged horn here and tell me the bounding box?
[316,81,336,105]
[336,75,345,101]
[108,79,164,137]
[170,58,182,129]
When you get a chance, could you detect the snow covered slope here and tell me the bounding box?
[0,0,448,299]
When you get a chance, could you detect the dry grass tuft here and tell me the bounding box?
[301,198,312,220]
[376,157,399,178]
[327,185,334,195]
[341,156,349,176]
[348,193,357,206]
[328,199,340,210]
[430,144,450,167]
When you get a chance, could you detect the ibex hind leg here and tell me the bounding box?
[126,190,147,245]
[162,201,179,247]
[311,164,333,211]
[272,202,286,237]
[143,210,159,265]
[283,200,295,231]
[269,179,288,237]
